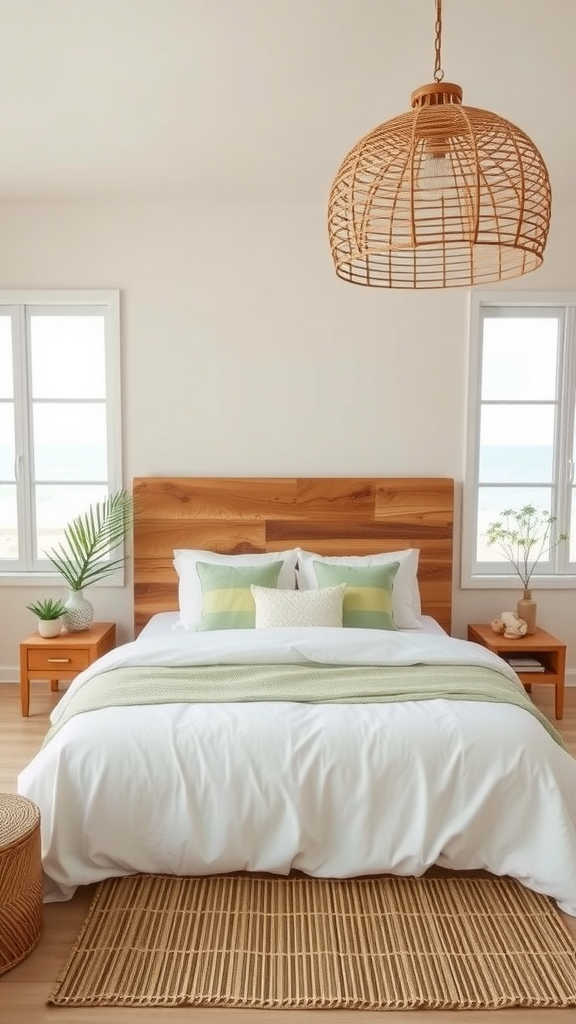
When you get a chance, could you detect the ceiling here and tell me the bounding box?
[0,0,573,203]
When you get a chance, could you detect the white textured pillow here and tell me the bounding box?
[173,549,298,630]
[296,548,422,629]
[251,584,345,628]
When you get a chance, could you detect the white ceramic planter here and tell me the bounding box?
[37,618,63,638]
[62,589,94,632]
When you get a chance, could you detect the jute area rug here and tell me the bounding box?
[48,872,576,1010]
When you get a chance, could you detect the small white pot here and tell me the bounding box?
[37,618,63,638]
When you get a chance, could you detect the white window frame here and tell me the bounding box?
[0,289,123,585]
[461,290,576,590]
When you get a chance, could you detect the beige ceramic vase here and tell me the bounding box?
[516,588,537,635]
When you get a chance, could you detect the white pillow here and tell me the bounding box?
[173,549,298,630]
[251,584,345,628]
[296,548,422,629]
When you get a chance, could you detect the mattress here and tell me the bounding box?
[138,611,449,639]
[17,623,576,914]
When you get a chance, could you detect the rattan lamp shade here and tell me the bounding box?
[328,83,551,290]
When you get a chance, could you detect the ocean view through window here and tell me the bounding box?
[0,290,122,580]
[462,292,576,588]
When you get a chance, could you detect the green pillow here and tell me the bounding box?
[313,561,400,630]
[196,561,282,631]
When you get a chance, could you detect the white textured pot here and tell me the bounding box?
[37,618,63,638]
[62,589,94,632]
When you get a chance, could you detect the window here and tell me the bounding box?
[0,290,122,580]
[462,291,576,588]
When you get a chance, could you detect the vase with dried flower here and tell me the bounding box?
[486,506,568,635]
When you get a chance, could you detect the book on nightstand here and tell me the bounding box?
[504,656,545,673]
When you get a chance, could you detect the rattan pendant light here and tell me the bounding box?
[328,0,551,289]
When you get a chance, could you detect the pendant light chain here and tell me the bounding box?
[434,0,444,82]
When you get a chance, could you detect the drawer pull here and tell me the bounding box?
[47,657,71,664]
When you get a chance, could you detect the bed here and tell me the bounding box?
[17,477,576,915]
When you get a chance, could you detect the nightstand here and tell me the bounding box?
[467,623,566,720]
[19,622,116,717]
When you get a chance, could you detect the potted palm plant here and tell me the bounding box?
[26,597,68,638]
[45,489,136,632]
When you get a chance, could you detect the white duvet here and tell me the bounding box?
[17,626,576,914]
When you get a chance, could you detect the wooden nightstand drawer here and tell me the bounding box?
[27,648,91,674]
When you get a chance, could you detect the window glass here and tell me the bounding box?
[0,485,18,560]
[477,486,553,565]
[32,404,108,481]
[0,405,15,479]
[30,315,106,399]
[35,483,109,560]
[0,317,12,399]
[481,316,558,401]
[478,405,555,484]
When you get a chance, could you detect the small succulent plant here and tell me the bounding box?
[26,597,68,620]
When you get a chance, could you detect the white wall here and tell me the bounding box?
[1,198,575,678]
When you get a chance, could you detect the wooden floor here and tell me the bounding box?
[1,679,575,1022]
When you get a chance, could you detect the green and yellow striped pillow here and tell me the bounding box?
[313,561,399,630]
[196,561,282,630]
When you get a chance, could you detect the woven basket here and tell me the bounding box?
[0,793,43,975]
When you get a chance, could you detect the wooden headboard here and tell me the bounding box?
[133,477,454,635]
